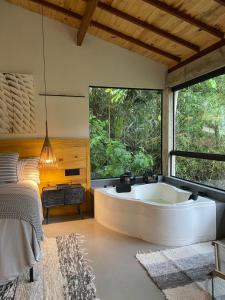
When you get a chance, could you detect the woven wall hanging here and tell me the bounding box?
[0,72,35,134]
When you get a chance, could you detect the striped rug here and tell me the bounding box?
[136,242,225,300]
[0,233,99,300]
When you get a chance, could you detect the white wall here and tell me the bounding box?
[0,1,167,138]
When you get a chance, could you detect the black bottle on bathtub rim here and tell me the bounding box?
[143,170,158,184]
[120,172,136,185]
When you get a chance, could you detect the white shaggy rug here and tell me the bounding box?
[0,233,99,300]
[136,242,225,300]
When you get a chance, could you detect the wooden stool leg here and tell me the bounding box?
[212,273,214,300]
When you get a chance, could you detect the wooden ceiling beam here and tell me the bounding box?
[77,0,99,46]
[142,0,224,39]
[168,39,225,73]
[96,1,199,52]
[28,0,181,62]
[214,0,225,6]
[90,21,181,62]
[28,0,82,20]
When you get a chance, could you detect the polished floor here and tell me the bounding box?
[44,219,165,300]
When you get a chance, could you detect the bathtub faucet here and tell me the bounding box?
[189,193,198,201]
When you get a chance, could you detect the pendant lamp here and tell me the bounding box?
[39,7,57,167]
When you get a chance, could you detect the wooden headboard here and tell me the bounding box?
[0,138,91,214]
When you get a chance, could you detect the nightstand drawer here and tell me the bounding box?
[42,189,64,207]
[64,188,84,205]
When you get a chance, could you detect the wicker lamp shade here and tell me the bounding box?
[39,121,57,167]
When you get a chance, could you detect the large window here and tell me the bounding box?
[89,87,162,179]
[172,67,225,190]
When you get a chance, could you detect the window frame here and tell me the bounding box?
[89,85,163,180]
[170,66,225,191]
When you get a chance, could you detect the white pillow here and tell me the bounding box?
[0,153,19,183]
[17,157,40,183]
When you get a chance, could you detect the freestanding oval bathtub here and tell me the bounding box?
[94,183,216,246]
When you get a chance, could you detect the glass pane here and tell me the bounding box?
[175,73,225,154]
[89,87,162,179]
[173,156,225,190]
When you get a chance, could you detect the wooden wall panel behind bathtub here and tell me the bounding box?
[0,138,91,216]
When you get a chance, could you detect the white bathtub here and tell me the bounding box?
[94,183,216,246]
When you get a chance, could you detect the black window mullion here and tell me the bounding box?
[171,150,225,162]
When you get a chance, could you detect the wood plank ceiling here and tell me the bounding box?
[6,0,225,72]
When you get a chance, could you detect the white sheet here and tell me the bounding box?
[0,180,43,285]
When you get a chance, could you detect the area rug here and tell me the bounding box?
[136,242,225,300]
[0,233,99,300]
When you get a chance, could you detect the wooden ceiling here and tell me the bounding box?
[6,0,225,72]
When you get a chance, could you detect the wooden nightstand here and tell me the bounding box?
[42,184,85,223]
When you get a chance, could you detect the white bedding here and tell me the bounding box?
[0,180,43,285]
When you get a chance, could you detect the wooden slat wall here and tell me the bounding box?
[0,138,91,216]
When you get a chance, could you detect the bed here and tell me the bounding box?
[0,138,91,285]
[0,163,43,285]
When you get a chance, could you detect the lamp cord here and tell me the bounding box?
[41,6,48,134]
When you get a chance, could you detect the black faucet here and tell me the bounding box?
[189,193,198,201]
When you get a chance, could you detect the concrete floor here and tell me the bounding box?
[44,219,165,300]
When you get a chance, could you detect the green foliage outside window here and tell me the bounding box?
[89,87,162,179]
[175,73,225,189]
